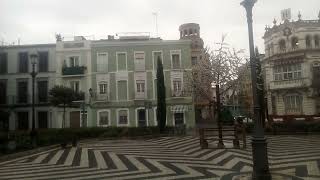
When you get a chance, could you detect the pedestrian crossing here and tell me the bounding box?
[0,136,319,179]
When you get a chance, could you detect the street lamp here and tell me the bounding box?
[30,53,38,148]
[241,0,271,179]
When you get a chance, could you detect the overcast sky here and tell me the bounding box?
[1,0,319,54]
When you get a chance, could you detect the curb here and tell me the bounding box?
[0,144,60,163]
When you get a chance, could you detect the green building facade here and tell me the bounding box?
[88,38,195,128]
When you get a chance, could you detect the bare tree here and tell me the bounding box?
[189,35,245,147]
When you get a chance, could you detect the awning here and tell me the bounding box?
[171,105,188,112]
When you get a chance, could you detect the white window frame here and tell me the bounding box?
[135,107,149,127]
[170,50,181,69]
[116,52,127,71]
[97,52,108,72]
[284,94,302,113]
[98,81,108,94]
[172,78,182,94]
[152,51,163,70]
[136,80,146,93]
[134,51,145,71]
[67,55,80,67]
[116,80,128,101]
[117,108,129,126]
[97,109,111,127]
[70,80,80,93]
[172,112,186,126]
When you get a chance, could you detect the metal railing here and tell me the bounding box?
[62,66,86,75]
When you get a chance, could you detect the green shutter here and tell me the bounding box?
[118,81,127,100]
[117,53,126,70]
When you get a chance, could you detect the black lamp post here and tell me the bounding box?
[30,53,38,148]
[241,0,271,179]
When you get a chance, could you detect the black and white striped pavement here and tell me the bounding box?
[0,135,319,179]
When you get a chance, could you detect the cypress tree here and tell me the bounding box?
[156,56,166,132]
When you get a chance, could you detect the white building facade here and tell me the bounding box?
[263,14,320,121]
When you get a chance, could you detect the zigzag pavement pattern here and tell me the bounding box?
[0,135,319,179]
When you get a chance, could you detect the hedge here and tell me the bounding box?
[245,121,320,134]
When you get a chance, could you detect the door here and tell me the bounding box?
[38,111,48,129]
[138,109,146,127]
[17,112,29,130]
[70,111,80,128]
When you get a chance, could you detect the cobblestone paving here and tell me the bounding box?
[0,135,319,180]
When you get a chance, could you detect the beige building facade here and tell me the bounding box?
[263,13,320,121]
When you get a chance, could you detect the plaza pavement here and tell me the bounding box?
[0,135,319,180]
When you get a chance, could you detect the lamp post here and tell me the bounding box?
[30,53,38,148]
[241,0,271,179]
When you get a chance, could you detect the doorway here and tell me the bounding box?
[137,109,146,127]
[70,111,80,128]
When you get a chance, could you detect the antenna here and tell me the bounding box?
[152,12,158,37]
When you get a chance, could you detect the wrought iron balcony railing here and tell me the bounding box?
[62,66,86,76]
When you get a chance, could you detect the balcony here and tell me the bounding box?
[62,66,86,76]
[269,78,310,90]
[171,90,190,97]
[90,92,109,102]
[135,92,146,100]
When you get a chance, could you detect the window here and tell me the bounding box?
[117,80,127,100]
[97,53,108,72]
[191,57,197,65]
[315,35,319,48]
[0,53,8,74]
[306,35,312,48]
[134,52,145,71]
[38,111,48,129]
[136,80,145,93]
[291,37,299,49]
[270,43,274,55]
[37,80,48,103]
[98,111,109,126]
[137,109,146,127]
[99,82,107,94]
[117,52,127,71]
[273,64,302,81]
[153,51,162,70]
[69,56,79,67]
[18,52,28,73]
[17,81,28,103]
[38,51,48,72]
[70,81,80,93]
[174,113,184,125]
[118,109,128,126]
[172,53,181,69]
[173,78,182,94]
[284,95,302,113]
[0,80,6,104]
[279,39,286,51]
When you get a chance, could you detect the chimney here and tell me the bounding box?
[108,35,114,40]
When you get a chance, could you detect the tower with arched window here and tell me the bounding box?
[263,11,320,122]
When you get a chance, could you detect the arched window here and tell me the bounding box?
[279,39,286,52]
[314,35,319,48]
[291,37,299,50]
[270,43,274,55]
[306,35,312,48]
